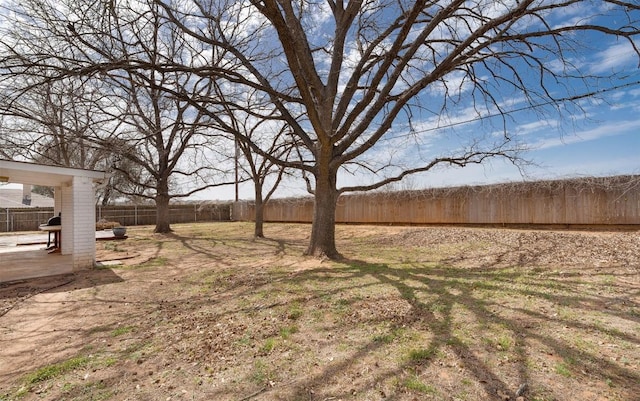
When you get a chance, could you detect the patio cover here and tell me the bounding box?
[0,160,107,282]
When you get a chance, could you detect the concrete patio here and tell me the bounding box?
[0,160,107,282]
[0,230,118,283]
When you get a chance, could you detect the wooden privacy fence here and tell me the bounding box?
[233,176,640,226]
[96,203,231,227]
[0,203,232,233]
[4,176,638,232]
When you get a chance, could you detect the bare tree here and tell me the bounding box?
[0,0,237,232]
[156,0,639,257]
[210,79,297,237]
[235,118,295,238]
[99,69,230,233]
[0,74,127,203]
[0,79,109,166]
[2,1,638,256]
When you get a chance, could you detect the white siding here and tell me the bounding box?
[60,184,73,256]
[71,176,96,270]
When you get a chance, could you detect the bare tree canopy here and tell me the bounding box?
[155,0,639,257]
[1,0,638,256]
[0,73,128,204]
[0,0,237,232]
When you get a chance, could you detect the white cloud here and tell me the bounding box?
[609,98,640,111]
[552,15,596,31]
[589,41,639,74]
[530,119,640,150]
[546,0,606,30]
[513,119,560,136]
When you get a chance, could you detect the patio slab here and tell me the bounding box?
[0,248,73,282]
[0,230,121,283]
[0,230,119,250]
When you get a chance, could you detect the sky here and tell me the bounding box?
[238,82,640,201]
[409,80,640,189]
[218,3,640,202]
[1,1,639,202]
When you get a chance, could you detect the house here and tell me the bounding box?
[0,187,55,208]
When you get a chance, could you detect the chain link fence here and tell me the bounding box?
[0,203,232,233]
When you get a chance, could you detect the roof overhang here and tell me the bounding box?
[0,160,106,187]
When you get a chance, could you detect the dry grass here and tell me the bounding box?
[0,222,638,401]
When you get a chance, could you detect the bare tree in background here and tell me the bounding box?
[0,0,236,232]
[0,79,109,167]
[234,117,295,238]
[2,0,638,256]
[157,0,640,258]
[210,78,298,237]
[0,75,126,203]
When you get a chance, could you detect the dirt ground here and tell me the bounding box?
[0,222,638,401]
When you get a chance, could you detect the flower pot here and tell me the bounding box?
[112,226,127,238]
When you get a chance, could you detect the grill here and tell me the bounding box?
[39,213,61,251]
[46,215,61,226]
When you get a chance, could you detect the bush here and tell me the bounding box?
[96,218,121,231]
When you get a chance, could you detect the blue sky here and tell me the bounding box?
[201,3,640,200]
[417,79,640,189]
[2,1,638,202]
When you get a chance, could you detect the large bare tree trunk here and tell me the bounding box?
[155,179,172,233]
[306,161,340,258]
[254,183,264,238]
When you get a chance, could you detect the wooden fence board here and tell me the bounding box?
[233,176,640,226]
[4,176,638,232]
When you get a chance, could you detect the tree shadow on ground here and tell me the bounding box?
[273,257,639,401]
[166,231,299,263]
[0,268,123,302]
[5,225,638,401]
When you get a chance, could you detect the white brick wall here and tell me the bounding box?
[71,176,96,270]
[60,184,73,256]
[58,177,96,270]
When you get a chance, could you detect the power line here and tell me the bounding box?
[380,79,640,141]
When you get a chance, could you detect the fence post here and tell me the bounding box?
[5,208,8,232]
[194,204,197,222]
[134,204,138,226]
